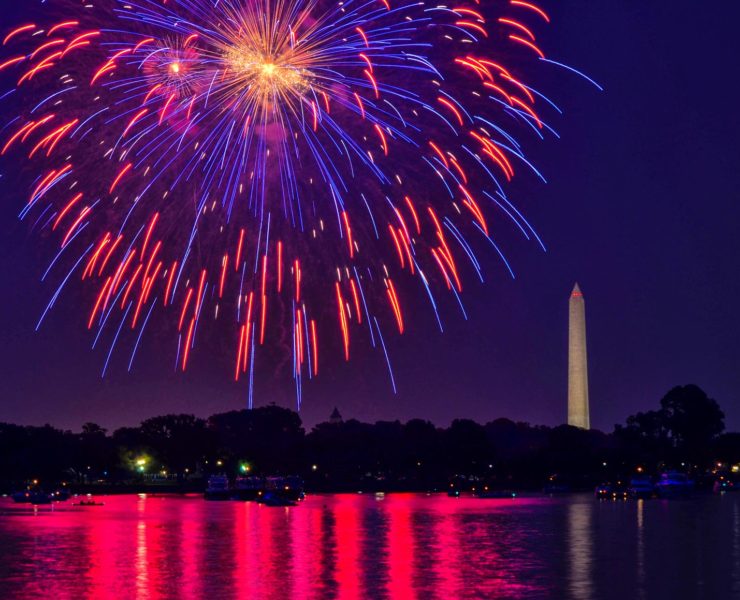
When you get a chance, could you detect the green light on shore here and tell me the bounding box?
[239,462,251,473]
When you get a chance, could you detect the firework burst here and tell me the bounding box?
[0,0,598,407]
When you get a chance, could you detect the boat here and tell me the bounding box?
[627,476,656,499]
[713,476,736,493]
[11,490,33,503]
[74,499,105,506]
[11,487,52,504]
[594,483,628,500]
[265,476,305,501]
[29,492,52,505]
[232,476,264,501]
[50,489,71,501]
[655,471,694,498]
[204,474,232,500]
[283,476,305,501]
[258,492,296,507]
[594,484,612,499]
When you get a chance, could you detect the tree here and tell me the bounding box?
[617,385,726,466]
[208,406,304,474]
[624,410,668,442]
[614,409,671,467]
[660,385,724,455]
[82,422,107,436]
[445,419,490,474]
[139,414,213,473]
[78,422,115,476]
[713,433,740,465]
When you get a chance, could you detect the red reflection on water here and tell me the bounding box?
[234,502,252,599]
[386,495,415,598]
[0,494,549,598]
[335,494,363,599]
[262,505,294,598]
[180,499,204,600]
[290,498,314,595]
[432,498,462,597]
[138,496,166,599]
[87,504,120,600]
[136,499,152,599]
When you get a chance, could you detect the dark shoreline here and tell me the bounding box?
[2,386,736,497]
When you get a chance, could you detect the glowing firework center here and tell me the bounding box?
[228,48,308,95]
[222,27,313,119]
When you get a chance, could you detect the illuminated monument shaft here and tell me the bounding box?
[568,283,590,429]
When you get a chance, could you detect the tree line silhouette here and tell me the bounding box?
[1,384,737,492]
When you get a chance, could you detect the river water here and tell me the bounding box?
[0,492,738,599]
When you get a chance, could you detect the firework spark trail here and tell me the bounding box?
[0,0,598,406]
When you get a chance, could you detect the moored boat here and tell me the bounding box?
[11,490,33,503]
[50,489,71,501]
[74,496,105,506]
[655,471,694,498]
[627,476,656,499]
[258,491,296,507]
[713,475,737,493]
[232,476,264,501]
[265,476,305,501]
[204,474,231,500]
[594,482,628,500]
[11,487,52,504]
[594,484,612,499]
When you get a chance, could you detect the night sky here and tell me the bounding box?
[1,1,739,432]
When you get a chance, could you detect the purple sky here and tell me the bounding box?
[1,1,739,432]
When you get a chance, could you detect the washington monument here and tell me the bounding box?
[568,283,590,429]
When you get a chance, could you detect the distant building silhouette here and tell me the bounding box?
[568,283,590,429]
[330,407,343,424]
